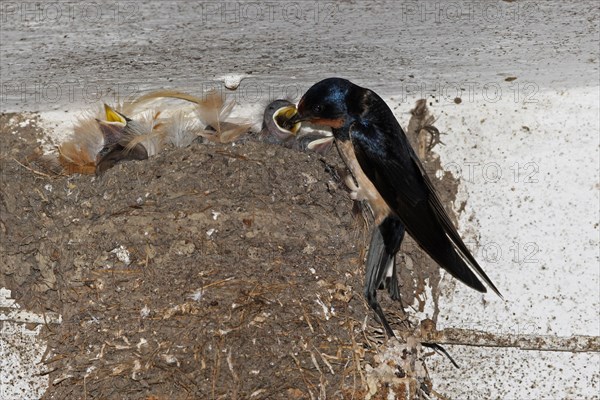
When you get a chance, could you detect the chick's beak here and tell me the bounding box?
[273,105,302,135]
[96,105,131,146]
[103,104,128,124]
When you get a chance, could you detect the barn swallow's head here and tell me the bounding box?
[294,78,354,129]
[96,104,130,146]
[262,99,301,141]
[94,105,149,175]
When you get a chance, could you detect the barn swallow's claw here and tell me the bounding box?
[345,174,366,201]
[422,125,445,152]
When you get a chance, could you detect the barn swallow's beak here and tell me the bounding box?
[287,112,308,126]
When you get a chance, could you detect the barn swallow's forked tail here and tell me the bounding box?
[364,216,405,337]
[367,216,460,368]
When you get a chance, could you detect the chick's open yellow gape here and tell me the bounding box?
[103,104,127,124]
[273,105,301,134]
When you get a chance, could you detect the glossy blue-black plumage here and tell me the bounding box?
[297,77,502,307]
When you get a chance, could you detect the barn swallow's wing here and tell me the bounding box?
[349,119,501,297]
[406,135,502,297]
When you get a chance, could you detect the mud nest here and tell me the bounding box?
[1,112,460,399]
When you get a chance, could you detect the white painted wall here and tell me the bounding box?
[418,86,600,399]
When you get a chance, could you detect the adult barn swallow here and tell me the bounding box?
[293,78,502,337]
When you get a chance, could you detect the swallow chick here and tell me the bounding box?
[260,99,334,155]
[292,78,502,339]
[123,89,253,143]
[260,99,301,144]
[95,104,150,175]
[55,88,249,176]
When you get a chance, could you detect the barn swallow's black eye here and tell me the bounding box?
[313,104,323,114]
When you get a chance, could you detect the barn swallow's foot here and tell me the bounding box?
[422,125,445,152]
[345,174,368,201]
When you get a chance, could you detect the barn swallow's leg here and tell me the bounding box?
[364,215,405,338]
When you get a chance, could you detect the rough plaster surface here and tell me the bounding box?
[0,289,50,400]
